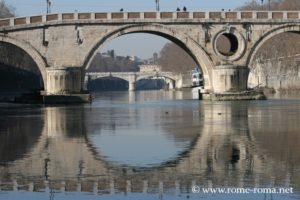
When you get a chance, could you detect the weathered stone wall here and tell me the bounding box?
[248,55,300,90]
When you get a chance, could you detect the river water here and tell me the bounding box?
[0,90,300,200]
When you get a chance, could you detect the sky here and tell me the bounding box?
[6,0,250,59]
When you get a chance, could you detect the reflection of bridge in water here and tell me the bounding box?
[0,98,294,194]
[85,72,184,91]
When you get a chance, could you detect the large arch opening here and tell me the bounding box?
[247,27,300,93]
[0,40,45,102]
[83,24,213,92]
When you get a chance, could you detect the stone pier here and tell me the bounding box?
[128,74,137,91]
[43,68,91,104]
[212,65,249,93]
[209,66,265,100]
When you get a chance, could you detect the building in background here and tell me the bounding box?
[138,64,162,73]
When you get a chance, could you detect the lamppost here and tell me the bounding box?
[46,0,51,14]
[155,0,160,11]
[261,0,264,10]
[268,0,271,11]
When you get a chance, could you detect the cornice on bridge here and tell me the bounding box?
[1,11,300,28]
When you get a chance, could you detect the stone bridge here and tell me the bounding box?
[1,11,300,101]
[85,71,183,91]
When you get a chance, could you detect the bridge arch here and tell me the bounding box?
[136,75,175,82]
[83,24,213,91]
[246,24,300,68]
[0,34,47,88]
[93,75,130,83]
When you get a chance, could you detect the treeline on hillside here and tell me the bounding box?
[89,43,198,73]
[0,0,15,18]
[158,43,198,72]
[237,0,300,11]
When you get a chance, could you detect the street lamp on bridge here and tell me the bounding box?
[46,0,51,14]
[155,0,160,11]
[261,0,264,10]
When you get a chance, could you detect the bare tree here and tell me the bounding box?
[158,43,197,72]
[0,0,15,18]
[155,0,160,11]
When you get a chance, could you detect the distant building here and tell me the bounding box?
[128,55,135,61]
[138,64,162,73]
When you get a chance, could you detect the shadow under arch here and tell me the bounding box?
[88,76,129,91]
[0,34,48,89]
[83,24,214,90]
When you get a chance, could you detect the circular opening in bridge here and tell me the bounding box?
[216,33,239,57]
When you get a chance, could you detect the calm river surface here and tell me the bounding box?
[0,90,300,200]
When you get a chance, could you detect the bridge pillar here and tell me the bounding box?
[128,74,137,91]
[210,65,265,100]
[165,79,175,90]
[212,65,249,93]
[128,82,136,91]
[83,75,90,91]
[43,68,91,103]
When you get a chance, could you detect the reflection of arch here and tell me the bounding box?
[85,133,201,171]
[246,25,300,67]
[0,34,47,88]
[83,24,213,90]
[0,107,44,164]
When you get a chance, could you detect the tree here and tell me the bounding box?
[238,0,300,11]
[158,43,197,72]
[0,0,15,18]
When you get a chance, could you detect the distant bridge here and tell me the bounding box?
[85,71,184,91]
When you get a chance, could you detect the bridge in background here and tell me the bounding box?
[1,11,300,102]
[85,71,184,91]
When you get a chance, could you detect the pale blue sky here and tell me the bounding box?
[6,0,250,59]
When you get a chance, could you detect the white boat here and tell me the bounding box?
[191,67,204,99]
[192,67,203,87]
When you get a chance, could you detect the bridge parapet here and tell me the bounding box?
[1,11,300,28]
